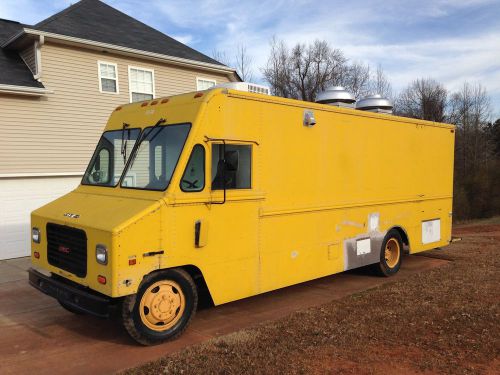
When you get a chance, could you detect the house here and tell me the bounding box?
[0,0,239,260]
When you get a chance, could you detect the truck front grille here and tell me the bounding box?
[47,223,87,278]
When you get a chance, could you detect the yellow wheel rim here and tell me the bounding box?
[384,238,400,269]
[139,280,185,332]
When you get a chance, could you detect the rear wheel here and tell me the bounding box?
[121,269,197,346]
[376,229,403,276]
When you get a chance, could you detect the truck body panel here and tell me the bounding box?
[31,88,454,305]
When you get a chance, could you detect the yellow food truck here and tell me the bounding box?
[29,86,455,345]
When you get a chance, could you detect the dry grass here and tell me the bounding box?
[124,223,500,375]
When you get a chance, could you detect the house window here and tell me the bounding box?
[129,66,155,102]
[98,61,118,93]
[197,77,216,91]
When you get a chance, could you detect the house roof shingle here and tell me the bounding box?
[0,19,44,88]
[33,0,225,66]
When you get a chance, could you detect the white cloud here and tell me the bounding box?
[162,0,499,113]
[2,0,499,114]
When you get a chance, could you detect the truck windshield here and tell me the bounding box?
[121,123,191,191]
[82,128,141,186]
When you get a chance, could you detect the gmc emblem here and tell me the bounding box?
[63,213,80,219]
[58,245,71,254]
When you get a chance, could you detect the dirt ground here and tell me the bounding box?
[0,244,446,375]
[125,221,500,375]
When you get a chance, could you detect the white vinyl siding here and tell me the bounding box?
[98,61,119,93]
[20,45,37,75]
[0,42,233,176]
[129,66,155,102]
[197,77,216,90]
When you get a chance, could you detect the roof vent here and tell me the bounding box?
[215,82,270,95]
[356,94,393,114]
[315,86,356,108]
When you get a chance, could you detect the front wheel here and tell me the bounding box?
[375,230,403,277]
[122,268,198,346]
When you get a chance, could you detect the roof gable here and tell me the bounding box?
[0,19,44,89]
[34,0,224,66]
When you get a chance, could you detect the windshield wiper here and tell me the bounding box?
[121,123,130,164]
[135,118,166,150]
[125,118,166,169]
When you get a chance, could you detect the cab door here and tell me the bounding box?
[169,141,262,305]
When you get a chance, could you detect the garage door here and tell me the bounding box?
[0,176,81,260]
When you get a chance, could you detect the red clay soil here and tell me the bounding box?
[125,223,500,375]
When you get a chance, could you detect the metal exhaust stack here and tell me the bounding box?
[315,86,356,108]
[356,94,393,114]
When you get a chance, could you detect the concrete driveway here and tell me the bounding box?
[0,255,448,375]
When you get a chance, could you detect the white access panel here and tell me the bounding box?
[356,238,371,255]
[422,219,441,244]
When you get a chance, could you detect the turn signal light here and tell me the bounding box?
[129,258,136,266]
[97,275,106,284]
[34,251,40,259]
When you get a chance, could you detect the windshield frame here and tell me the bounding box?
[81,127,141,188]
[119,122,192,192]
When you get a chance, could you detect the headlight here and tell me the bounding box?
[96,244,108,265]
[32,227,40,243]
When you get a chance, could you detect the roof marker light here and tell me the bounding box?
[115,106,122,111]
[150,100,158,106]
[161,98,169,104]
[141,102,148,107]
[194,93,203,98]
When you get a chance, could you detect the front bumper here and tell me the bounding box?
[28,268,111,318]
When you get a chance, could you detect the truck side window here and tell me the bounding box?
[181,144,205,192]
[211,144,251,190]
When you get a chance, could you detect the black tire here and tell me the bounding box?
[121,268,198,346]
[375,229,403,277]
[58,299,85,315]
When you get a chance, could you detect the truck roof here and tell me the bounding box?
[112,88,455,130]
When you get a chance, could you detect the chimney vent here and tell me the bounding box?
[356,94,393,114]
[315,86,356,108]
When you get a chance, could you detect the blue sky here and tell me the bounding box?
[1,0,499,117]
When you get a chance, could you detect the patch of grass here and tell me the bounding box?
[455,215,500,226]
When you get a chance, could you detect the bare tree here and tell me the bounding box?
[262,38,347,101]
[262,37,292,97]
[234,45,254,82]
[339,61,371,99]
[211,49,231,66]
[369,64,393,100]
[450,82,492,174]
[448,82,496,219]
[395,78,448,122]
